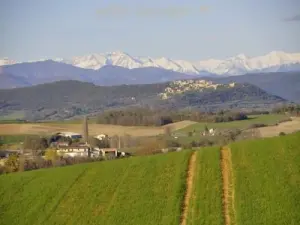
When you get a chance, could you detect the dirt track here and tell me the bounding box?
[220,147,236,225]
[0,120,196,137]
[181,151,197,225]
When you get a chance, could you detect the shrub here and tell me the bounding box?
[44,149,59,162]
[23,136,49,154]
[4,154,19,173]
[248,123,267,129]
[188,132,193,137]
[279,132,286,136]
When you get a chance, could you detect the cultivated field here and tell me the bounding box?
[178,114,289,133]
[230,132,300,225]
[178,114,290,134]
[258,117,300,137]
[0,120,196,137]
[0,151,191,225]
[1,129,300,225]
[186,147,224,225]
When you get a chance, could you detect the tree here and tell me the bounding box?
[45,148,59,163]
[4,154,19,173]
[204,125,209,133]
[23,136,49,156]
[89,137,110,148]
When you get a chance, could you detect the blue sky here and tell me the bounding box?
[1,0,300,61]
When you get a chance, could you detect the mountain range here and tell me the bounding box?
[1,51,300,76]
[0,80,286,121]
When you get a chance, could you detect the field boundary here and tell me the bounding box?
[180,151,197,225]
[220,146,236,225]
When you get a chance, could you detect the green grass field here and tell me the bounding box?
[186,147,224,225]
[230,132,300,225]
[0,134,40,145]
[1,130,300,225]
[178,114,289,134]
[0,151,191,225]
[0,111,25,121]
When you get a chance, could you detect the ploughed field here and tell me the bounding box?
[1,132,300,225]
[0,120,196,137]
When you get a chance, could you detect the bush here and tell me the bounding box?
[0,165,5,174]
[4,154,19,173]
[88,137,110,148]
[279,132,286,136]
[166,140,181,148]
[248,123,267,129]
[44,149,59,162]
[23,136,49,153]
[278,118,292,123]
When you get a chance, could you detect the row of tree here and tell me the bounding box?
[96,107,249,126]
[273,104,300,115]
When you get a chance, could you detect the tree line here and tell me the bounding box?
[96,107,248,126]
[272,104,300,115]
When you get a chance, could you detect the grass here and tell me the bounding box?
[0,150,191,225]
[178,114,289,134]
[186,147,224,225]
[0,134,40,145]
[0,111,25,121]
[230,132,300,225]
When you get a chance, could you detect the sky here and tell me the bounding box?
[1,0,300,61]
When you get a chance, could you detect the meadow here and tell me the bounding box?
[186,147,224,225]
[0,151,191,225]
[177,114,289,134]
[230,132,300,225]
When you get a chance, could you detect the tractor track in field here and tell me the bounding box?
[180,151,197,225]
[220,146,236,225]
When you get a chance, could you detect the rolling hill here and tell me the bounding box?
[212,71,300,103]
[0,60,299,105]
[0,79,287,121]
[1,132,299,225]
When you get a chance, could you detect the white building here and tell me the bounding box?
[57,146,90,158]
[94,134,108,140]
[56,132,82,139]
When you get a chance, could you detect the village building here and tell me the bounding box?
[56,132,82,139]
[94,134,108,140]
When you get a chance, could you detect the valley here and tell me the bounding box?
[2,2,300,224]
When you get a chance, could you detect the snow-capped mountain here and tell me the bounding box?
[1,51,300,76]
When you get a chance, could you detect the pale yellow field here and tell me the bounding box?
[258,117,300,137]
[0,120,196,137]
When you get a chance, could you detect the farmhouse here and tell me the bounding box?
[56,132,82,139]
[202,128,216,136]
[94,134,108,140]
[56,145,91,158]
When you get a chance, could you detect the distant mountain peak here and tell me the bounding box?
[2,50,300,76]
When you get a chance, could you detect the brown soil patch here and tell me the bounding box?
[258,117,300,138]
[181,151,197,225]
[220,146,236,225]
[0,120,196,137]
